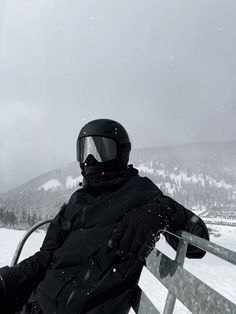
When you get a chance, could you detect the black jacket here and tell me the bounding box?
[0,167,209,314]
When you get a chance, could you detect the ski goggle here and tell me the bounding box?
[77,136,118,163]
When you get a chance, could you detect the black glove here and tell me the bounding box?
[108,199,175,261]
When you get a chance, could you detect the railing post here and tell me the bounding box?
[10,219,52,266]
[163,239,188,314]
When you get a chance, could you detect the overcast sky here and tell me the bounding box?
[0,0,236,193]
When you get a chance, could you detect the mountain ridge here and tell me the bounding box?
[0,141,235,227]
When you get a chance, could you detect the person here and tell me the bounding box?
[0,119,209,314]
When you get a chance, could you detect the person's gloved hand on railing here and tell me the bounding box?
[108,198,176,262]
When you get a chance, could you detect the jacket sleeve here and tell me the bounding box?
[0,203,71,313]
[158,194,209,259]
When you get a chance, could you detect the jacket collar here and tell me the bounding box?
[82,166,139,193]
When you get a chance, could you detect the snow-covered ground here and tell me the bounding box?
[0,225,235,313]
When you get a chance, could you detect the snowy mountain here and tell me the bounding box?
[131,141,236,225]
[0,141,236,228]
[0,162,83,226]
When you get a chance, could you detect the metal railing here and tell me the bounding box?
[136,230,236,314]
[11,219,52,266]
[11,220,236,314]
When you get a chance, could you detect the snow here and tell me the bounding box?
[65,176,83,189]
[163,182,175,196]
[0,225,235,313]
[0,228,45,266]
[205,175,233,190]
[36,179,61,191]
[204,217,236,224]
[137,164,155,174]
[156,169,166,177]
[36,176,83,191]
[137,164,235,193]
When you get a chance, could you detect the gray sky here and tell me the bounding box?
[0,0,236,193]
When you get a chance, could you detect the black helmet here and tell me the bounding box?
[77,119,131,176]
